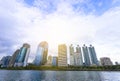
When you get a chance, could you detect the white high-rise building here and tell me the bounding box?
[69,44,74,66]
[75,45,83,66]
[69,44,83,66]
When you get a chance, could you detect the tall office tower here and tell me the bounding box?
[69,44,75,65]
[58,44,67,66]
[88,45,99,65]
[1,56,11,67]
[82,44,91,66]
[14,43,30,67]
[100,57,113,66]
[34,41,48,66]
[75,45,83,66]
[9,49,20,67]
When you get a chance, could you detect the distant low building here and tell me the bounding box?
[100,57,113,66]
[115,62,119,65]
[52,56,58,66]
[45,55,52,66]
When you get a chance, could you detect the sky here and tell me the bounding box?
[0,0,120,64]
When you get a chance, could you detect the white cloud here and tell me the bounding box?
[0,0,120,64]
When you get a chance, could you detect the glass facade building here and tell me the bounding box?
[14,43,30,67]
[88,45,99,65]
[34,41,48,66]
[52,56,58,66]
[82,44,91,66]
[1,56,11,67]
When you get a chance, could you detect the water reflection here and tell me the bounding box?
[85,71,103,81]
[0,70,120,81]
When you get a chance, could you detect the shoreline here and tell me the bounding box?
[0,65,120,71]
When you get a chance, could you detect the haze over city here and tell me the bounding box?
[0,0,120,63]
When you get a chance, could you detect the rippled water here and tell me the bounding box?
[0,70,120,81]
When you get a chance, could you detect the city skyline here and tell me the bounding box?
[0,0,120,64]
[0,42,117,67]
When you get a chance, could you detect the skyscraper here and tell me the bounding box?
[75,45,83,66]
[14,43,30,67]
[88,45,99,65]
[58,44,67,66]
[1,56,11,67]
[9,49,20,67]
[69,44,74,66]
[82,44,91,66]
[34,41,48,66]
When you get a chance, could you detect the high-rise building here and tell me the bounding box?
[69,44,74,66]
[58,44,67,66]
[69,44,83,66]
[52,56,58,66]
[82,44,91,66]
[100,57,113,66]
[88,45,99,65]
[1,56,11,67]
[14,43,30,67]
[9,49,20,67]
[75,45,83,66]
[34,41,48,66]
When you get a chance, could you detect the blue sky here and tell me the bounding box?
[0,0,120,63]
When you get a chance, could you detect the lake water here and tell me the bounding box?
[0,70,120,81]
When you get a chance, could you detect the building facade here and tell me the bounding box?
[9,49,20,67]
[100,57,113,66]
[75,45,83,66]
[34,41,48,66]
[88,45,99,65]
[82,44,91,66]
[14,43,30,67]
[58,44,67,66]
[69,44,75,66]
[45,55,52,66]
[1,56,11,67]
[52,56,58,66]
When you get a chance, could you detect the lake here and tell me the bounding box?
[0,70,120,81]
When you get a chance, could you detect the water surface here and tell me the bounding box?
[0,70,120,81]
